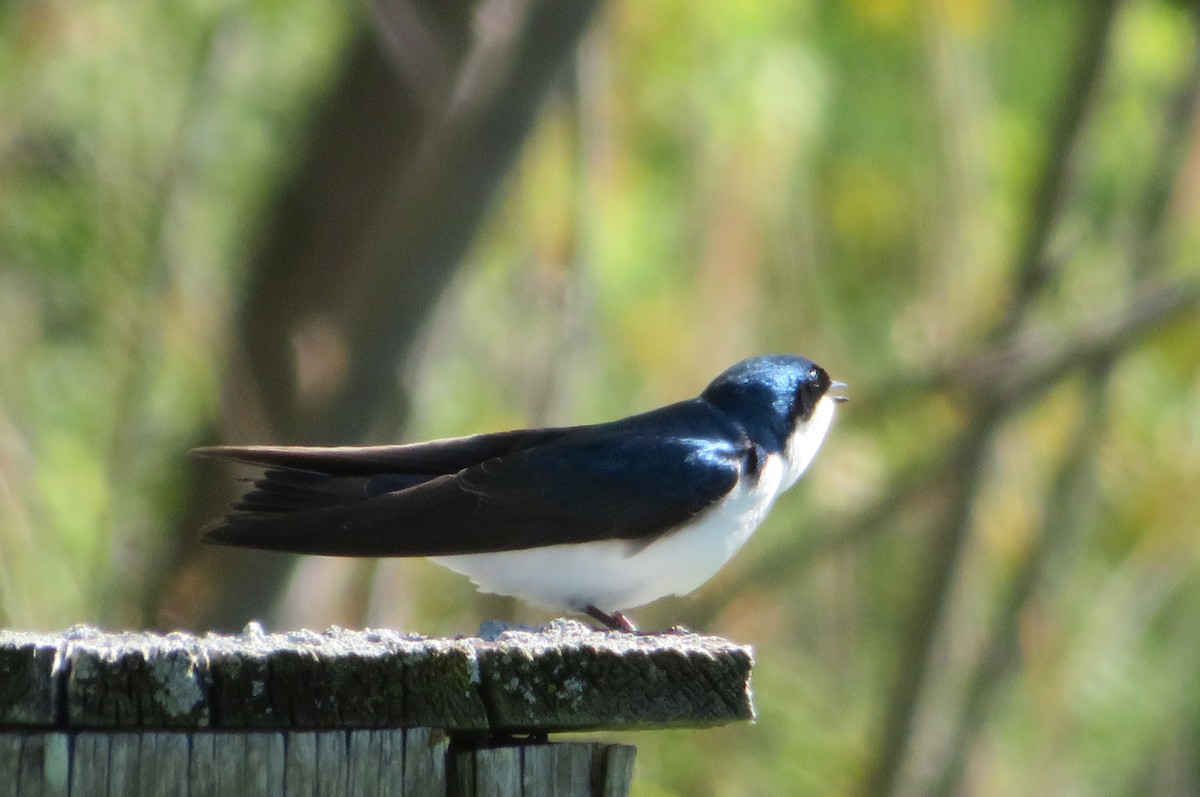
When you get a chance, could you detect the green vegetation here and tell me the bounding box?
[2,1,1198,794]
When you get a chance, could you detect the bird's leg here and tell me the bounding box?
[583,605,638,632]
[612,611,637,632]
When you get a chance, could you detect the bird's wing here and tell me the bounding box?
[202,428,747,557]
[193,427,577,475]
[195,428,578,513]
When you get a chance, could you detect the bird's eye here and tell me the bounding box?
[792,365,829,421]
[808,365,831,394]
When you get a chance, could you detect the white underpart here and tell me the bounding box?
[431,395,838,613]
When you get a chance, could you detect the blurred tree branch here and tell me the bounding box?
[928,7,1200,793]
[811,0,1127,791]
[152,0,602,631]
[100,15,230,621]
[957,279,1200,408]
[859,0,1200,793]
[854,0,1126,411]
[994,0,1123,339]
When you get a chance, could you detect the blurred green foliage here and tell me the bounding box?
[3,0,1200,795]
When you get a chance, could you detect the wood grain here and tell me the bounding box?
[0,620,752,733]
[0,619,749,796]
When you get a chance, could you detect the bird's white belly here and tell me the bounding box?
[432,394,837,614]
[431,463,778,612]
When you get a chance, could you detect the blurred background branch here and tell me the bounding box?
[995,0,1123,338]
[929,9,1200,796]
[153,0,602,631]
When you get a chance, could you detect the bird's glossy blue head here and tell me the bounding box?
[700,355,834,450]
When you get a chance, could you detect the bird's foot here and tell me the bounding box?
[583,605,638,633]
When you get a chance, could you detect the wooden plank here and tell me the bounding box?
[1,730,636,796]
[0,621,739,796]
[137,732,190,796]
[201,731,285,795]
[399,641,486,731]
[451,745,475,797]
[0,622,751,734]
[69,733,108,797]
[205,629,483,731]
[206,644,275,727]
[376,729,404,797]
[599,745,636,797]
[141,647,210,727]
[467,746,522,797]
[188,731,218,795]
[210,732,247,794]
[452,741,634,797]
[284,731,318,797]
[521,743,596,797]
[107,733,138,796]
[65,633,210,729]
[346,729,382,796]
[249,731,286,796]
[402,727,447,796]
[313,730,347,797]
[67,646,141,727]
[15,733,69,797]
[0,634,59,726]
[0,735,20,787]
[474,623,754,732]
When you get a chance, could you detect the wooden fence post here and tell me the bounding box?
[0,620,753,796]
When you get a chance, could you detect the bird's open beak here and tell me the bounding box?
[831,381,849,404]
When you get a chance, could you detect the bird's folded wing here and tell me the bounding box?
[201,431,745,557]
[192,427,577,475]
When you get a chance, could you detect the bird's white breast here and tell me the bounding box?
[431,394,838,614]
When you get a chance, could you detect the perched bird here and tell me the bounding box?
[198,354,845,631]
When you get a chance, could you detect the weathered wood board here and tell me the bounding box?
[0,620,753,733]
[0,620,750,795]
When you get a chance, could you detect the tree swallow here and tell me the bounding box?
[198,355,845,631]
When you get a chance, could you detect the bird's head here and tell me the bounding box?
[701,355,845,462]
